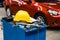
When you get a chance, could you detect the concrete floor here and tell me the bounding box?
[0,7,60,40]
[0,30,3,40]
[47,29,60,40]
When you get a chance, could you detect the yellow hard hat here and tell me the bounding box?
[13,10,33,23]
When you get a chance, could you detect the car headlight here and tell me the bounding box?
[48,10,60,16]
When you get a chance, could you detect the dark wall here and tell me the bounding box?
[0,0,4,2]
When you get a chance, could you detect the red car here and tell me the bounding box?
[3,0,60,27]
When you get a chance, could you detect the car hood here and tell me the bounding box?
[38,2,60,10]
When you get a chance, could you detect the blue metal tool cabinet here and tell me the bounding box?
[1,18,47,40]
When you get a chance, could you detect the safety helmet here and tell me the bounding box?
[13,10,33,23]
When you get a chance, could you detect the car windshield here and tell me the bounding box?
[35,0,60,2]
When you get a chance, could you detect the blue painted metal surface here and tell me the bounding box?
[1,19,47,40]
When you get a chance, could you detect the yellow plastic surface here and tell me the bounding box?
[13,10,33,23]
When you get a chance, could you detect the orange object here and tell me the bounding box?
[4,0,60,27]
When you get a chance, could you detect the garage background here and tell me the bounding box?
[0,6,60,40]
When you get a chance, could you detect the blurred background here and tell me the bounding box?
[0,0,60,40]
